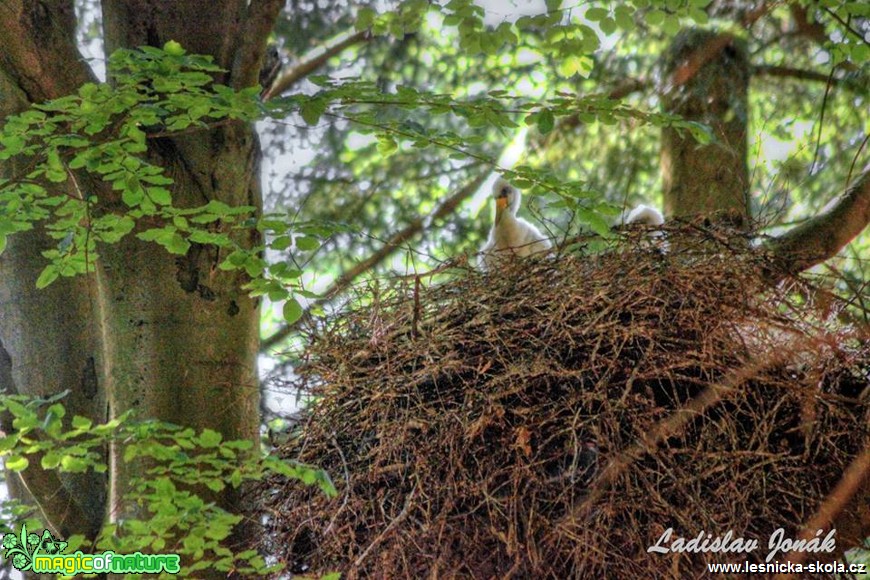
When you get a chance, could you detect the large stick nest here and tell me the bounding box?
[260,229,869,579]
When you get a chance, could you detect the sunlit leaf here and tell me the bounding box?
[282,298,304,325]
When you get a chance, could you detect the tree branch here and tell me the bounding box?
[767,165,870,277]
[753,65,869,92]
[667,33,736,90]
[755,64,839,84]
[536,78,650,149]
[820,6,870,49]
[260,173,487,352]
[230,0,285,90]
[262,29,372,101]
[788,4,829,45]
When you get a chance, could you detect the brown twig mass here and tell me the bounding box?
[259,227,869,578]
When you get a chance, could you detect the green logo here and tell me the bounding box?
[1,524,67,572]
[1,523,181,575]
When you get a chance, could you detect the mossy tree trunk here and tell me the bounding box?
[0,0,282,548]
[659,28,870,276]
[660,29,750,227]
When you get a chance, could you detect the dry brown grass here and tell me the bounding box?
[258,228,869,579]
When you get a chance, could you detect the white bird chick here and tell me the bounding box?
[623,203,667,251]
[625,204,664,226]
[480,178,551,270]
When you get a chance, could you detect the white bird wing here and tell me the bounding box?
[510,219,550,256]
[478,212,550,269]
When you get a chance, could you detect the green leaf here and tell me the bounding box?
[6,455,29,472]
[163,40,185,56]
[205,479,224,492]
[147,187,172,205]
[65,534,86,553]
[614,6,635,30]
[229,469,242,488]
[300,98,327,126]
[578,208,613,237]
[356,7,377,30]
[36,265,60,289]
[295,236,320,251]
[198,428,223,448]
[600,17,617,35]
[377,135,398,156]
[225,439,254,450]
[282,298,304,325]
[122,181,145,207]
[0,435,19,452]
[662,14,681,35]
[71,415,93,430]
[849,43,869,64]
[165,233,191,255]
[270,236,292,251]
[645,9,666,26]
[536,109,555,134]
[60,455,89,472]
[557,55,593,78]
[41,451,62,469]
[688,7,708,24]
[122,444,138,462]
[0,234,6,256]
[585,7,608,21]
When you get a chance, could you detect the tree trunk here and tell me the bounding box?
[660,29,750,227]
[0,0,280,550]
[0,2,107,539]
[98,0,266,526]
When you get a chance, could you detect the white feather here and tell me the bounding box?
[480,179,551,270]
[625,204,664,226]
[623,203,668,252]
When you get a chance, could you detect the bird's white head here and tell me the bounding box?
[493,178,521,219]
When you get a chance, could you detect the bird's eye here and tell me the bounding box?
[500,187,509,196]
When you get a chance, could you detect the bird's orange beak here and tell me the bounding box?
[496,197,508,210]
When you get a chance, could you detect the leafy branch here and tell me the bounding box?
[0,392,334,576]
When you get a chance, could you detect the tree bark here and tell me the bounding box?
[96,0,271,524]
[0,1,106,539]
[768,166,870,277]
[660,29,750,227]
[0,0,279,551]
